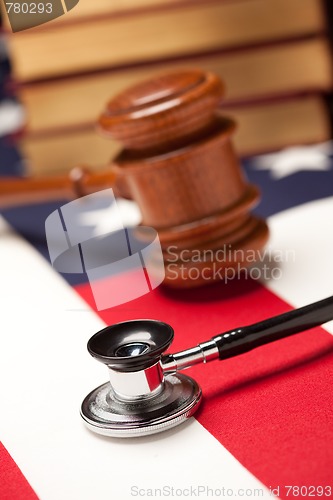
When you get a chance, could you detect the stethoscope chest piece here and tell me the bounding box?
[80,320,202,438]
[81,373,201,438]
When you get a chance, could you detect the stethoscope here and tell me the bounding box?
[81,295,333,438]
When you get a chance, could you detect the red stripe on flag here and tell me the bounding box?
[0,443,38,500]
[75,275,333,496]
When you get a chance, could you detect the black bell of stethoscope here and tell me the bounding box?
[81,295,333,438]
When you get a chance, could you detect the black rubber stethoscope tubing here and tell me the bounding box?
[213,295,333,360]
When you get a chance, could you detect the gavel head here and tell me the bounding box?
[98,69,269,288]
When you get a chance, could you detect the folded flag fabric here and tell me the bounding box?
[0,142,333,500]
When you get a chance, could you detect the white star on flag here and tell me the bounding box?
[0,100,25,137]
[78,197,141,237]
[252,142,333,179]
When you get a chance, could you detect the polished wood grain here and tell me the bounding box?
[99,70,224,149]
[0,167,117,209]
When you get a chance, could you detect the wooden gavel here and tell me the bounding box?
[0,69,269,287]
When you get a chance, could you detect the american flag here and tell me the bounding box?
[1,49,333,500]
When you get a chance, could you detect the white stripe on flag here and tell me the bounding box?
[260,196,333,336]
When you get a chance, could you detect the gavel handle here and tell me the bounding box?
[0,167,117,209]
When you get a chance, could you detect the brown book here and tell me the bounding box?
[1,0,186,28]
[229,95,331,155]
[5,0,326,81]
[20,128,121,176]
[20,94,331,175]
[18,36,333,133]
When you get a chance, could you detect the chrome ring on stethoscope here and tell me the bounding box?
[81,320,202,437]
[81,296,333,438]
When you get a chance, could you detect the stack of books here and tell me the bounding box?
[2,0,333,175]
